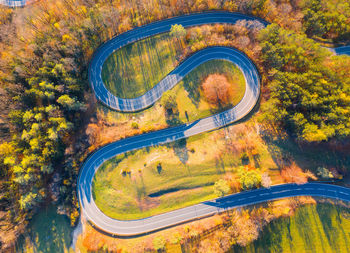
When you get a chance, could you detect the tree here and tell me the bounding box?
[238,166,262,190]
[316,167,333,179]
[170,24,186,40]
[19,192,40,210]
[160,90,177,110]
[259,24,350,142]
[300,0,350,40]
[202,74,233,107]
[153,235,166,251]
[230,210,259,247]
[170,232,183,244]
[188,27,203,43]
[214,179,230,197]
[57,94,82,111]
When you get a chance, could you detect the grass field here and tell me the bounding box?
[233,203,350,253]
[92,122,282,220]
[101,33,182,99]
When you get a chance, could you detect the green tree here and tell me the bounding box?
[300,0,350,41]
[57,94,82,110]
[259,25,350,142]
[238,167,262,190]
[170,24,186,40]
[19,192,40,210]
[161,90,177,110]
[214,179,230,197]
[153,235,166,251]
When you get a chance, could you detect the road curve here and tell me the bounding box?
[332,45,350,55]
[88,12,268,112]
[0,0,27,7]
[79,12,350,236]
[83,182,350,236]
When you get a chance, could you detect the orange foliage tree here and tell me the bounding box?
[202,74,233,107]
[281,162,316,184]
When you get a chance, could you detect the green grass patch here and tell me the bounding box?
[233,203,350,253]
[92,151,220,219]
[16,205,73,253]
[92,131,237,220]
[101,33,181,99]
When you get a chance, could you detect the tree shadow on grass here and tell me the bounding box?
[172,138,189,165]
[215,155,226,174]
[136,173,147,202]
[261,133,350,174]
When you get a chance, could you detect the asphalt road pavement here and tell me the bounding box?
[0,0,26,7]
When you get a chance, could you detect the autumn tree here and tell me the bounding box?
[259,24,350,142]
[300,0,350,41]
[230,210,259,246]
[153,235,166,251]
[161,90,178,113]
[170,24,186,40]
[281,163,315,184]
[214,179,230,197]
[238,166,262,190]
[202,74,233,107]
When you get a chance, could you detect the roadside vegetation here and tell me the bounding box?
[259,24,350,142]
[0,0,349,251]
[79,195,324,252]
[234,203,350,253]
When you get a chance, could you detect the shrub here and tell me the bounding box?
[237,166,262,190]
[214,179,230,197]
[153,235,166,251]
[131,122,139,129]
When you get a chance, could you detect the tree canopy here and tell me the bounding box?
[170,24,186,39]
[260,24,350,142]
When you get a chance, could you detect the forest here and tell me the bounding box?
[0,0,349,250]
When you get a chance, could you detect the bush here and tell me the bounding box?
[153,235,166,251]
[214,179,230,197]
[160,90,177,110]
[131,122,139,129]
[316,167,333,179]
[238,166,262,190]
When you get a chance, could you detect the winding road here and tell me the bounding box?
[79,12,350,236]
